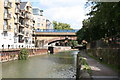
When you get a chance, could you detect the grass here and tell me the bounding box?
[80,56,92,75]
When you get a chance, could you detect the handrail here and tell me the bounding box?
[35,29,79,33]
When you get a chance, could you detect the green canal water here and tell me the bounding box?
[2,50,79,78]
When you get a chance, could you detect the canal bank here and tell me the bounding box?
[0,48,48,63]
[0,46,76,63]
[2,50,79,78]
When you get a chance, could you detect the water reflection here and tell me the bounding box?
[2,50,79,78]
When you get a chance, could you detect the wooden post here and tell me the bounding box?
[76,51,82,80]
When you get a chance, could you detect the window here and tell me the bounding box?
[9,23,12,29]
[38,18,40,21]
[43,19,45,21]
[33,9,40,15]
[37,23,40,27]
[4,21,7,30]
[3,31,8,36]
[14,37,17,43]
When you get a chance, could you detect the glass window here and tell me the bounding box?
[37,18,40,21]
[37,23,40,27]
[33,9,40,15]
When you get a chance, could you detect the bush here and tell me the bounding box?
[18,48,29,60]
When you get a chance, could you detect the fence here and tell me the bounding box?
[89,34,120,49]
[76,52,82,79]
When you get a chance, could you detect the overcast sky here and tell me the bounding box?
[22,0,89,29]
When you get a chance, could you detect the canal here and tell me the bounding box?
[2,50,79,78]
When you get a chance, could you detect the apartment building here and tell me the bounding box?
[33,8,53,30]
[0,0,4,49]
[0,0,17,49]
[18,1,35,48]
[0,0,35,49]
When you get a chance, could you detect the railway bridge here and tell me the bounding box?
[33,29,78,47]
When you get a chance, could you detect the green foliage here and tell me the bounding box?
[70,40,78,48]
[18,48,29,60]
[80,57,92,74]
[53,21,73,30]
[77,2,120,43]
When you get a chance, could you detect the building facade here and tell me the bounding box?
[0,0,35,50]
[0,0,16,49]
[46,19,53,29]
[33,8,53,30]
[18,1,34,48]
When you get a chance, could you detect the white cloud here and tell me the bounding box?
[22,0,89,29]
[39,0,87,8]
[44,5,87,29]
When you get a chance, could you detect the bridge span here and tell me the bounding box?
[33,29,78,47]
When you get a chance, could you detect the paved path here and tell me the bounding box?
[79,51,120,80]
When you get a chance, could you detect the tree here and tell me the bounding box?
[76,2,120,44]
[53,21,73,30]
[18,48,29,60]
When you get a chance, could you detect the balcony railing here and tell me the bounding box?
[3,25,8,31]
[4,13,11,20]
[36,29,79,33]
[15,0,20,4]
[14,19,19,24]
[4,1,12,9]
[14,29,18,33]
[19,40,24,43]
[15,8,20,14]
[18,30,24,36]
[20,12,25,18]
[25,23,29,28]
[3,24,12,31]
[25,14,30,19]
[19,23,25,27]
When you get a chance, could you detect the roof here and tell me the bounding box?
[20,2,27,10]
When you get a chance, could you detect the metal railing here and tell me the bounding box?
[36,29,79,33]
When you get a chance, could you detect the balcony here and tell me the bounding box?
[25,14,30,19]
[3,25,8,31]
[19,39,24,43]
[15,8,20,14]
[29,23,33,27]
[4,1,12,9]
[25,23,29,28]
[24,33,29,37]
[25,38,29,43]
[26,6,31,13]
[15,0,20,4]
[18,30,24,36]
[3,24,11,31]
[14,19,19,24]
[20,13,25,18]
[4,13,11,20]
[19,23,25,28]
[14,29,18,34]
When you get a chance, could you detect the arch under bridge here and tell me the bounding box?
[33,29,78,47]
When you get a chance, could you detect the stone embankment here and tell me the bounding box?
[0,48,48,63]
